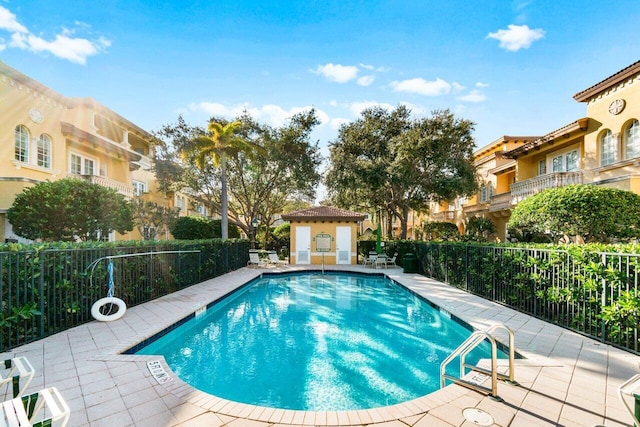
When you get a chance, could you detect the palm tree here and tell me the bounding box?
[182,120,254,239]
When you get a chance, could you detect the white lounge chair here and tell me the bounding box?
[267,252,287,267]
[1,386,70,427]
[1,357,35,399]
[247,252,267,268]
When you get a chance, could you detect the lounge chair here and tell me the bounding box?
[247,251,267,268]
[1,357,35,399]
[267,252,287,267]
[1,386,70,427]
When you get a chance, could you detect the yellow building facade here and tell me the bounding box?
[459,60,640,241]
[282,206,366,265]
[0,61,191,242]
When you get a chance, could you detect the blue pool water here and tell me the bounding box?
[135,272,504,411]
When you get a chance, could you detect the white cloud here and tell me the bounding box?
[314,63,359,83]
[330,117,351,130]
[487,24,545,52]
[357,75,375,86]
[390,77,451,96]
[451,82,465,93]
[457,90,487,103]
[0,6,27,33]
[0,6,109,64]
[189,102,329,128]
[475,82,489,88]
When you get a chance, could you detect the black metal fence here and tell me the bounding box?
[0,240,249,352]
[415,243,640,354]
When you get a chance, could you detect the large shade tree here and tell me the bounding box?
[325,106,478,238]
[7,178,133,242]
[152,110,322,246]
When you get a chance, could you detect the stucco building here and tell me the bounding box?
[281,206,366,265]
[0,61,197,242]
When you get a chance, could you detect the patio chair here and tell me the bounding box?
[267,251,288,267]
[1,386,70,427]
[385,253,399,268]
[1,357,35,399]
[247,251,267,268]
[363,252,378,267]
[374,254,388,269]
[617,373,640,427]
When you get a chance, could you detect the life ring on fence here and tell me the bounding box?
[91,297,127,322]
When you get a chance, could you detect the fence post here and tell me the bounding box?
[601,252,607,343]
[38,254,45,337]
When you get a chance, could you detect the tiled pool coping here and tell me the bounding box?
[2,265,639,426]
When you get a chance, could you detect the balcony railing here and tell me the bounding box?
[489,192,512,212]
[510,172,583,203]
[80,174,134,198]
[432,211,456,221]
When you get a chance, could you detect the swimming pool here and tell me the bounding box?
[134,271,504,411]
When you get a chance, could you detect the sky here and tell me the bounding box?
[1,0,640,160]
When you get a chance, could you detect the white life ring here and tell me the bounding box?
[91,297,127,322]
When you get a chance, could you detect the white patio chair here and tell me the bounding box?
[363,252,378,267]
[374,254,388,269]
[385,253,399,268]
[1,386,70,427]
[1,357,35,399]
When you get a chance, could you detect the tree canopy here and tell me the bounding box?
[152,110,322,246]
[7,178,133,242]
[325,106,478,238]
[507,184,640,243]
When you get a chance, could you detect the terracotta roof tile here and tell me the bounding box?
[281,206,367,221]
[573,60,640,102]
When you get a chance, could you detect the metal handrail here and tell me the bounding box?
[485,324,516,383]
[440,331,498,397]
[440,324,517,397]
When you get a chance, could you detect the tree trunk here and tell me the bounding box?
[400,205,409,239]
[221,152,228,240]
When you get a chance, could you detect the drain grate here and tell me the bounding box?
[463,408,494,426]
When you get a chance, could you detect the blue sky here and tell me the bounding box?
[1,0,640,156]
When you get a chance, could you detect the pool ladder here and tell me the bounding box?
[439,324,516,399]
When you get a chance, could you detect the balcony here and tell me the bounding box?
[489,192,512,212]
[462,203,488,215]
[510,171,583,203]
[432,211,456,222]
[80,175,134,198]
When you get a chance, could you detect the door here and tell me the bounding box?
[295,226,311,264]
[336,226,352,264]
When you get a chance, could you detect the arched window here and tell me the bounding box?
[600,130,617,166]
[624,120,640,160]
[37,134,52,168]
[14,125,30,163]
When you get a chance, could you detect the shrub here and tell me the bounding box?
[508,185,640,243]
[170,216,216,239]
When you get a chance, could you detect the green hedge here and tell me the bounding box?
[416,242,640,354]
[0,239,249,352]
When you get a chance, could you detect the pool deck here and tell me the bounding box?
[2,265,640,427]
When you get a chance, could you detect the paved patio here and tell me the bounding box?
[2,265,639,427]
